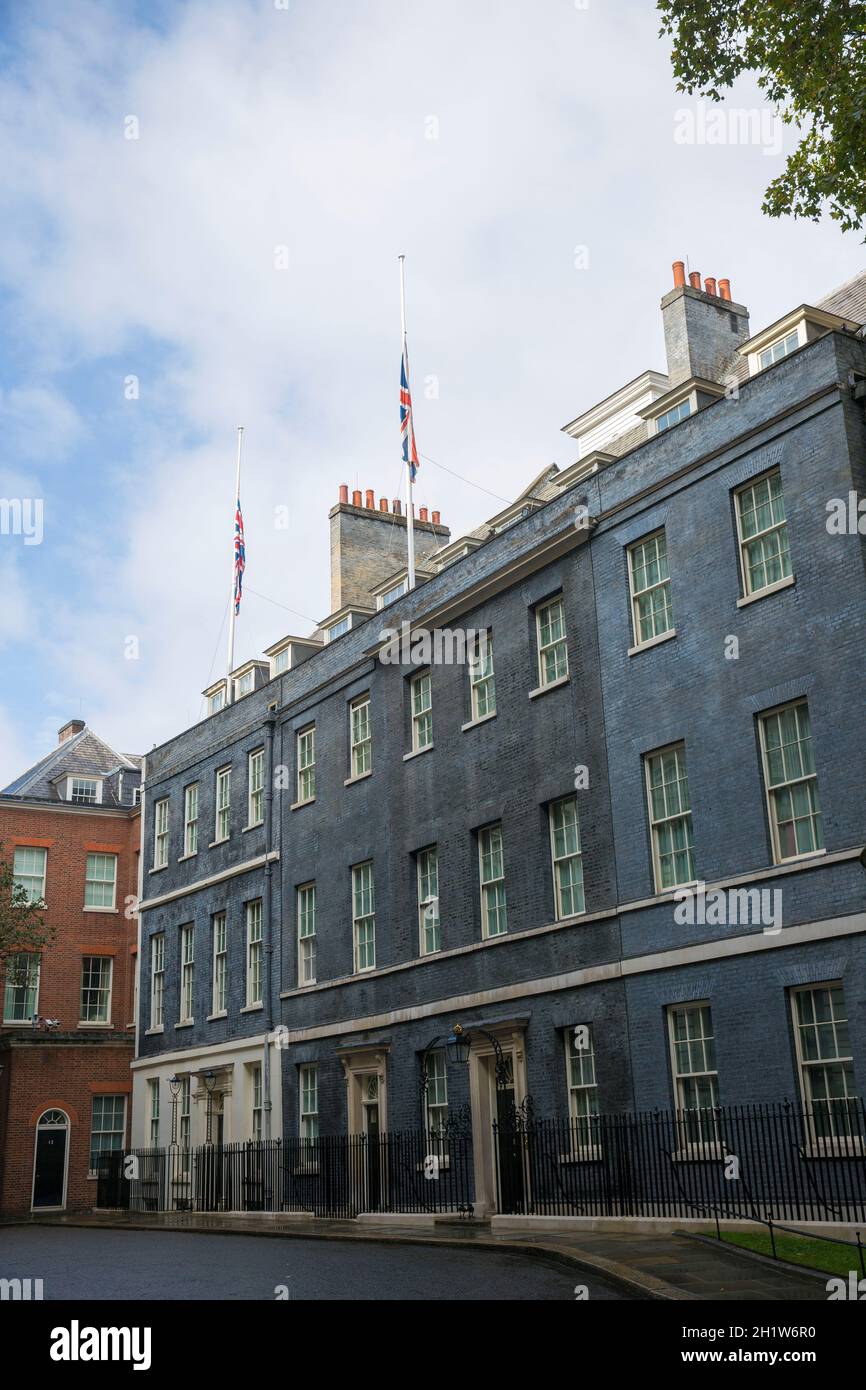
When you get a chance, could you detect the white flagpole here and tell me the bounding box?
[226,425,244,704]
[399,254,416,591]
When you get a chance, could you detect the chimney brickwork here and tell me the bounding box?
[662,264,750,387]
[329,490,450,612]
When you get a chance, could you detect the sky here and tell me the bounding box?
[0,0,862,786]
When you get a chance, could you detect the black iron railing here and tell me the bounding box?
[492,1099,866,1221]
[97,1127,474,1218]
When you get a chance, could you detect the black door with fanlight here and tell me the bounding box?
[32,1110,69,1209]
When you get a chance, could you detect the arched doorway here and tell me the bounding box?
[32,1109,70,1210]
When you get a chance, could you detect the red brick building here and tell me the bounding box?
[0,720,140,1214]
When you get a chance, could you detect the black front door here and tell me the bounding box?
[33,1126,67,1208]
[496,1083,527,1214]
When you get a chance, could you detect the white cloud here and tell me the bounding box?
[0,0,861,771]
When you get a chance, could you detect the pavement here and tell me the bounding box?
[8,1210,832,1301]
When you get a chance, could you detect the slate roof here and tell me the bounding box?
[1,726,142,807]
[817,269,866,323]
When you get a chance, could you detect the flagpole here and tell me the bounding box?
[226,425,244,704]
[399,254,416,591]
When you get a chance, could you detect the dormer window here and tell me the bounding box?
[272,646,290,675]
[68,777,101,804]
[326,615,351,642]
[378,580,406,609]
[758,330,799,370]
[207,687,226,716]
[656,399,692,433]
[235,670,255,698]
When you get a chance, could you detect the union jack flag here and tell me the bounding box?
[233,497,245,615]
[400,345,420,481]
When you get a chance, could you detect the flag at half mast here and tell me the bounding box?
[400,343,420,481]
[233,496,245,614]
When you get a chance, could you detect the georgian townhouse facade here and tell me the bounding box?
[0,722,140,1213]
[132,264,866,1214]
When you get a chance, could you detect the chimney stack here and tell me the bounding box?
[329,487,449,612]
[58,719,85,745]
[662,260,750,387]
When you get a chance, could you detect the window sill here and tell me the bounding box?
[671,1145,724,1162]
[772,848,827,869]
[461,711,497,732]
[242,822,264,834]
[208,837,230,849]
[736,574,795,609]
[528,674,569,700]
[144,1026,164,1036]
[344,770,372,787]
[240,1002,263,1013]
[290,797,316,811]
[403,744,433,762]
[177,852,198,863]
[77,1021,112,1029]
[206,1010,227,1022]
[297,980,317,990]
[292,1165,320,1177]
[628,629,676,657]
[802,1138,864,1160]
[149,865,168,875]
[175,1020,194,1029]
[558,1150,603,1165]
[82,906,118,914]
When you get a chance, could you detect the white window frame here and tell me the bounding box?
[565,1026,600,1158]
[667,1002,720,1153]
[758,329,800,370]
[12,846,47,904]
[758,701,823,864]
[628,530,674,648]
[272,645,291,676]
[251,1062,263,1142]
[183,783,199,857]
[790,983,862,1154]
[235,669,255,699]
[79,954,113,1025]
[644,742,696,892]
[735,469,792,599]
[179,1075,191,1153]
[148,1079,160,1147]
[179,924,195,1024]
[246,899,263,1006]
[215,767,231,842]
[349,695,372,778]
[150,933,165,1029]
[69,777,101,805]
[352,862,376,972]
[478,824,507,938]
[469,631,496,721]
[212,912,227,1015]
[248,748,264,828]
[154,799,169,869]
[417,846,441,955]
[549,797,585,920]
[656,398,691,433]
[297,883,317,986]
[88,1094,126,1176]
[410,670,433,751]
[300,1063,319,1146]
[2,952,40,1023]
[84,852,118,911]
[296,726,316,803]
[424,1049,449,1135]
[207,686,226,716]
[535,596,568,687]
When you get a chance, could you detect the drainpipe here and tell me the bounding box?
[262,711,277,1141]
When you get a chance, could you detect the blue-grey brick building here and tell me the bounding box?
[131,264,866,1215]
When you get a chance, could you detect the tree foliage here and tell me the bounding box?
[658,0,866,234]
[0,844,54,963]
